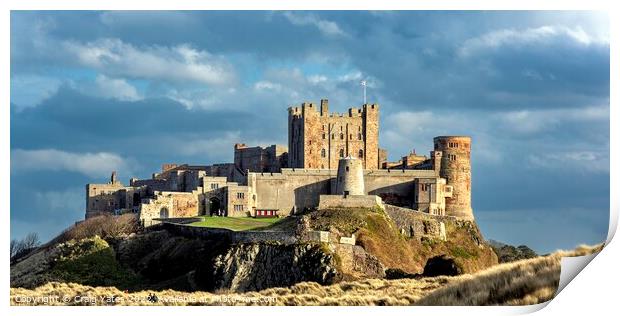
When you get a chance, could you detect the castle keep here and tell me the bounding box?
[288,100,382,169]
[85,99,474,225]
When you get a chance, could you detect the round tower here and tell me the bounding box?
[433,136,473,220]
[335,157,365,196]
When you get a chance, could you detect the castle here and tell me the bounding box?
[85,99,473,226]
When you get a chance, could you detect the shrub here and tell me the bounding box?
[49,214,141,246]
[50,236,142,289]
[449,245,476,259]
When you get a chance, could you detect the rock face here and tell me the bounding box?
[206,243,339,292]
[333,244,385,279]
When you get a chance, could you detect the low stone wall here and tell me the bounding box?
[384,204,451,240]
[160,222,298,245]
[318,195,384,210]
[306,230,330,243]
[231,231,298,244]
[339,234,356,245]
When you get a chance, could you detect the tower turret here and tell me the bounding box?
[335,157,365,196]
[433,136,473,220]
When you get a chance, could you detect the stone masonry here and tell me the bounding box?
[288,99,383,170]
[85,100,475,225]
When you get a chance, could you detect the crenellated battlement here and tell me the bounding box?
[86,99,475,223]
[288,99,381,170]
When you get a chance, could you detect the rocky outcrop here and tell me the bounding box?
[333,244,385,279]
[205,243,338,292]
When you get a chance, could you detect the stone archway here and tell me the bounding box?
[159,207,169,219]
[209,197,221,216]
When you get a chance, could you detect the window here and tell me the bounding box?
[322,133,326,140]
[339,149,344,157]
[332,134,335,140]
[358,133,362,140]
[340,133,344,140]
[349,134,352,140]
[358,149,364,158]
[234,205,244,211]
[237,192,245,199]
[321,148,326,157]
[309,140,312,145]
[346,166,350,172]
[450,154,457,161]
[211,183,219,190]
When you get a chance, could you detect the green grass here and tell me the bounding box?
[449,245,478,259]
[188,216,283,231]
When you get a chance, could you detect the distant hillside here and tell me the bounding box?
[488,239,538,263]
[10,244,603,306]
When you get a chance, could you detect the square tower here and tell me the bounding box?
[288,99,380,169]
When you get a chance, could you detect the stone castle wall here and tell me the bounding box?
[384,204,450,240]
[318,195,384,210]
[234,143,288,174]
[249,168,439,214]
[140,191,200,226]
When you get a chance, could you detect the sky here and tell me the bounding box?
[10,11,610,254]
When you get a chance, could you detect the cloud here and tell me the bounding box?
[458,25,608,57]
[34,187,84,214]
[10,75,62,108]
[11,149,135,178]
[62,38,236,85]
[9,11,610,252]
[528,150,609,173]
[382,105,609,167]
[253,80,283,92]
[495,105,609,134]
[283,12,346,37]
[78,75,144,101]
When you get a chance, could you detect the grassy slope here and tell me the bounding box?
[308,207,497,274]
[189,216,282,231]
[50,236,143,289]
[11,244,602,306]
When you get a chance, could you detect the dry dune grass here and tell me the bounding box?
[10,244,603,306]
[415,244,604,306]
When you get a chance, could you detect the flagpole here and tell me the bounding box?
[361,80,367,104]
